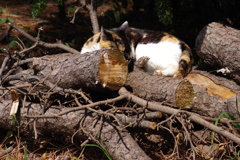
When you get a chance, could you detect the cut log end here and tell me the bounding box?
[98,49,128,90]
[175,79,194,109]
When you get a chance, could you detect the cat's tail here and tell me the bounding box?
[174,42,193,78]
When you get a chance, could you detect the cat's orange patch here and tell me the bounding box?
[99,31,125,52]
[161,34,179,43]
[110,32,122,40]
[180,53,191,64]
[82,33,100,49]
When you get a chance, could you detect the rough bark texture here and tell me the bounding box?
[195,22,240,84]
[0,100,151,160]
[186,70,240,119]
[32,48,128,91]
[124,68,240,118]
[31,51,195,109]
[125,66,195,109]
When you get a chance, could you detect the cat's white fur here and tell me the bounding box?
[81,43,100,54]
[133,41,182,76]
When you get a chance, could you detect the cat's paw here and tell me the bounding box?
[153,70,164,76]
[136,56,150,68]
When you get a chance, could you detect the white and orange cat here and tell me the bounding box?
[81,21,193,78]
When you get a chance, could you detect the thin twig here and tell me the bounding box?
[70,6,83,23]
[9,23,80,54]
[23,94,128,119]
[119,87,240,145]
[0,50,10,77]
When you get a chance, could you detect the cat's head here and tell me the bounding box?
[81,21,130,58]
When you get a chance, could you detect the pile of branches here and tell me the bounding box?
[1,23,240,160]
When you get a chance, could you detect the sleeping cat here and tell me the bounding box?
[81,21,193,78]
[81,25,131,60]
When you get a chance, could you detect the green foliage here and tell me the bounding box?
[23,26,31,31]
[56,0,63,5]
[23,143,28,160]
[211,100,240,159]
[0,6,3,13]
[8,19,14,23]
[0,6,14,23]
[31,0,64,18]
[67,6,76,15]
[84,143,112,160]
[155,0,173,26]
[112,0,123,23]
[8,37,18,48]
[0,17,14,23]
[7,130,14,137]
[211,111,240,142]
[12,11,20,15]
[10,115,18,124]
[0,17,7,23]
[32,0,49,18]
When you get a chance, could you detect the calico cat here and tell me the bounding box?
[81,21,193,78]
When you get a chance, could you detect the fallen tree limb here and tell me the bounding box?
[0,100,151,160]
[32,48,128,91]
[195,22,240,84]
[118,87,240,145]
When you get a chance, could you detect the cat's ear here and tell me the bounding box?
[100,27,108,41]
[118,21,128,33]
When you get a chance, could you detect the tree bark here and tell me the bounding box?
[195,22,240,84]
[79,0,99,34]
[0,100,151,160]
[125,66,195,109]
[125,67,240,119]
[30,50,196,110]
[32,48,128,91]
[186,70,240,119]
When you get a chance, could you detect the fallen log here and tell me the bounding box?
[123,68,240,119]
[0,100,151,160]
[195,22,240,84]
[28,51,195,109]
[125,66,194,109]
[32,48,128,91]
[185,70,240,119]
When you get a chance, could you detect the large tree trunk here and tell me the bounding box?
[195,22,240,84]
[0,100,151,160]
